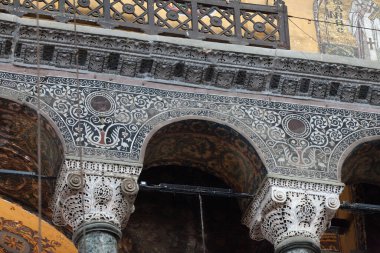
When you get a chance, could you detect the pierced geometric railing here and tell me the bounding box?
[0,0,290,49]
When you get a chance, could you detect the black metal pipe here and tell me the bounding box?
[0,169,56,179]
[340,202,380,213]
[1,169,380,213]
[139,182,254,198]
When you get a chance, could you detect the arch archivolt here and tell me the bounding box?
[0,70,380,181]
[136,110,273,166]
[331,128,380,181]
[0,91,67,217]
[0,86,74,151]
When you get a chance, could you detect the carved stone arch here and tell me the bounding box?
[138,109,271,194]
[330,128,380,182]
[334,130,380,253]
[127,117,274,252]
[0,86,75,154]
[137,108,275,172]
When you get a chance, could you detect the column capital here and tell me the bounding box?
[242,177,344,252]
[51,159,142,234]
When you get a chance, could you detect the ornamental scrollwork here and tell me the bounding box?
[52,159,142,231]
[1,71,380,181]
[243,177,343,250]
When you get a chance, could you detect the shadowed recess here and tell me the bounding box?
[143,120,267,194]
[342,140,380,185]
[0,97,64,217]
[122,166,274,253]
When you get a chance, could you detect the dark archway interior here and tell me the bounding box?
[351,183,380,252]
[0,97,64,218]
[144,119,267,195]
[342,140,380,185]
[121,166,274,253]
[124,119,272,252]
[341,140,380,252]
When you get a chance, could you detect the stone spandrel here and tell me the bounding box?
[0,68,379,182]
[242,177,344,252]
[51,159,142,233]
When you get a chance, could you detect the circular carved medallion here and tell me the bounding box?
[288,119,306,134]
[283,115,311,138]
[86,92,116,116]
[90,96,112,112]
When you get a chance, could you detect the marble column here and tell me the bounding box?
[74,222,122,253]
[242,177,344,253]
[52,158,142,252]
[275,239,321,253]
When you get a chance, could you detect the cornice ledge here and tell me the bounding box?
[0,14,379,106]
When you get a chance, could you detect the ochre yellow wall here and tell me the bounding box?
[23,0,380,61]
[286,0,380,61]
[0,198,77,253]
[286,0,319,53]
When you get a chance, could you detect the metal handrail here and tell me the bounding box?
[0,0,290,48]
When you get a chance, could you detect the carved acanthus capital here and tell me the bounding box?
[242,177,344,251]
[52,159,142,232]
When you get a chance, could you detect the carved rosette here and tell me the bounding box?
[52,159,142,232]
[242,177,344,250]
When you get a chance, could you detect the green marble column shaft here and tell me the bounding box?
[77,231,118,253]
[276,239,321,253]
[73,222,122,253]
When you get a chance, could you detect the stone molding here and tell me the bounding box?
[1,69,380,181]
[242,177,344,250]
[52,159,142,232]
[0,17,380,106]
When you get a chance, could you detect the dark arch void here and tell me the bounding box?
[143,119,267,194]
[341,140,380,185]
[0,97,64,217]
[122,166,274,253]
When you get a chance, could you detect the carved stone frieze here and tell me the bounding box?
[0,18,379,107]
[52,159,142,232]
[0,70,380,181]
[242,177,344,250]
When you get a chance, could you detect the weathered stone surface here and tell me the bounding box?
[0,69,379,182]
[243,178,343,252]
[52,159,141,231]
[0,17,379,108]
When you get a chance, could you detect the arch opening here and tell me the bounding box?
[142,119,267,194]
[0,97,65,218]
[341,139,380,185]
[128,119,271,252]
[123,166,274,253]
[338,140,380,252]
